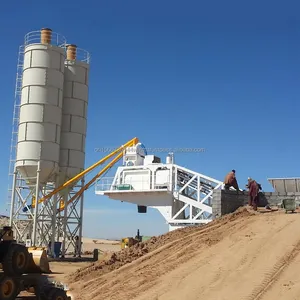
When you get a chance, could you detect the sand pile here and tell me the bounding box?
[68,207,255,283]
[68,206,258,299]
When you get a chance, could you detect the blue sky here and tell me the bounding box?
[0,0,299,239]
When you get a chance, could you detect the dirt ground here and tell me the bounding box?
[64,207,300,300]
[48,238,120,283]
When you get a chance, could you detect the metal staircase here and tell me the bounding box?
[165,165,223,229]
[177,168,219,197]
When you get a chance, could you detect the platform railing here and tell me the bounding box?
[74,47,91,64]
[96,175,172,192]
[24,30,66,47]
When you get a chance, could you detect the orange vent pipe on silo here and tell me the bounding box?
[40,28,52,44]
[66,44,77,60]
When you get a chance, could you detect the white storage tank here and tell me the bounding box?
[16,28,66,185]
[166,153,174,164]
[59,44,90,185]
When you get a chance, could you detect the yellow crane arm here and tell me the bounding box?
[58,151,124,212]
[36,137,138,205]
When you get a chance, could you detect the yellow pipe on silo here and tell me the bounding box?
[66,44,77,60]
[40,28,52,44]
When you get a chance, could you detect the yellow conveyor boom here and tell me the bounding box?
[32,137,138,209]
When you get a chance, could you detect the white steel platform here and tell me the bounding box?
[96,148,223,231]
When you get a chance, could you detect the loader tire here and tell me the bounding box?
[0,275,19,300]
[3,243,30,275]
[48,288,68,300]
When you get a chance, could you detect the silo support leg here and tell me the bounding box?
[50,176,59,257]
[32,162,41,246]
[61,190,68,257]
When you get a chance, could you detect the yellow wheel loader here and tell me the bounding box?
[121,237,139,249]
[121,229,144,249]
[0,226,71,300]
[0,226,50,275]
[0,226,30,276]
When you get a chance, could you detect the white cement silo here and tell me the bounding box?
[15,28,66,185]
[59,45,90,185]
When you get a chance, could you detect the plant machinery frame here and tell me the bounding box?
[96,157,224,230]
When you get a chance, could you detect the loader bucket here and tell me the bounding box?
[66,290,74,300]
[26,247,51,274]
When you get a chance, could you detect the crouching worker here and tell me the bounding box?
[224,169,239,191]
[247,177,259,211]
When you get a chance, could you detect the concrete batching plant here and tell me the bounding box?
[8,28,90,256]
[6,29,226,257]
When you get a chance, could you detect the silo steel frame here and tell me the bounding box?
[9,29,66,249]
[56,179,86,257]
[59,46,90,256]
[8,30,90,256]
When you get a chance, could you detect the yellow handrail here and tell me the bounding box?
[36,137,138,205]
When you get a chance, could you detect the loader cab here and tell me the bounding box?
[0,226,15,261]
[0,226,14,241]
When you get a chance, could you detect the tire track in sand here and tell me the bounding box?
[244,238,300,300]
[206,218,296,290]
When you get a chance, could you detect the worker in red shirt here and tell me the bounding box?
[224,170,239,191]
[247,177,259,210]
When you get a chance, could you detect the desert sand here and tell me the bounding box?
[48,237,120,283]
[63,207,300,300]
[81,237,120,253]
